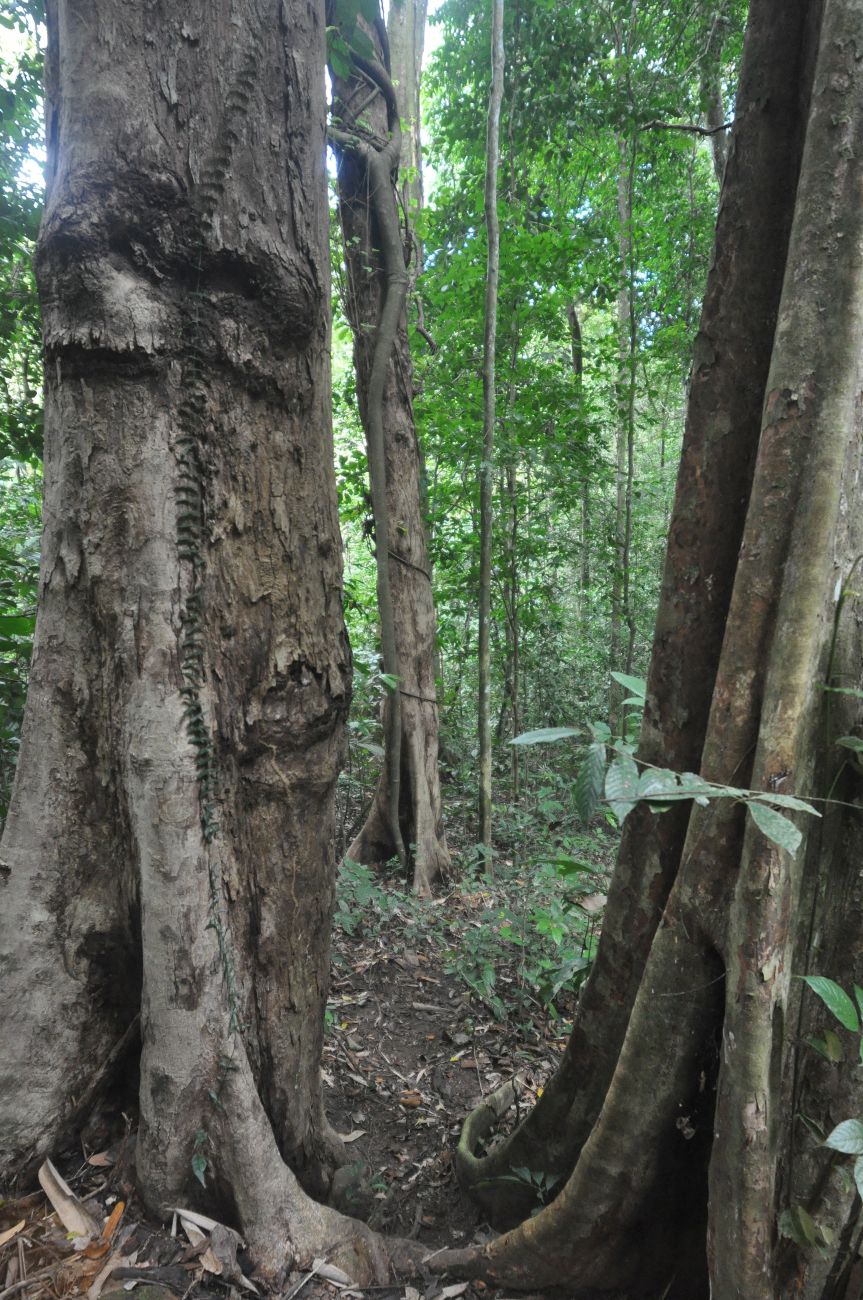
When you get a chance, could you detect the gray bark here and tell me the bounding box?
[0,0,417,1280]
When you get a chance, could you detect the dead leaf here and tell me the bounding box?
[399,1090,423,1109]
[441,1285,469,1298]
[404,1289,421,1300]
[577,892,607,915]
[339,1130,366,1144]
[86,1153,114,1169]
[316,1261,352,1285]
[87,1248,138,1300]
[179,1217,207,1248]
[171,1208,242,1246]
[83,1201,126,1259]
[199,1247,223,1275]
[38,1159,100,1240]
[0,1222,25,1250]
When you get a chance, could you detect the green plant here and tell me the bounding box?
[512,672,820,856]
[779,977,863,1252]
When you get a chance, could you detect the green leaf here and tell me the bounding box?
[854,1156,863,1201]
[802,976,860,1032]
[756,792,820,816]
[347,25,375,59]
[748,800,803,855]
[854,985,863,1022]
[0,613,34,635]
[548,853,593,878]
[824,1120,863,1156]
[821,686,863,699]
[799,1114,827,1143]
[605,752,639,823]
[510,726,580,746]
[637,767,679,801]
[574,741,606,827]
[824,1029,845,1062]
[778,1205,818,1247]
[610,671,646,701]
[835,735,863,753]
[191,1151,208,1187]
[677,771,713,806]
[805,1034,844,1063]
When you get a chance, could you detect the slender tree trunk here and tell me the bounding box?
[331,19,450,895]
[387,0,427,255]
[701,6,731,184]
[450,0,823,1276]
[610,134,638,727]
[0,1,422,1284]
[567,303,591,607]
[477,0,504,863]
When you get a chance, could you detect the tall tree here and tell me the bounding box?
[444,0,863,1295]
[477,0,504,859]
[0,0,417,1282]
[329,6,451,895]
[387,0,428,249]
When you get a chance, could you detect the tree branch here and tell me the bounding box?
[642,118,732,136]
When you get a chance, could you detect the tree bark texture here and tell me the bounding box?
[387,0,427,247]
[0,0,419,1283]
[331,24,450,897]
[448,5,863,1298]
[477,0,504,861]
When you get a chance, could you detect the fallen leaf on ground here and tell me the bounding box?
[399,1091,423,1109]
[38,1159,100,1240]
[0,1221,25,1249]
[577,892,607,915]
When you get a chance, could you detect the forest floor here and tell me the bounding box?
[0,816,615,1300]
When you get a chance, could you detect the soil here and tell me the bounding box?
[324,904,568,1252]
[0,872,590,1300]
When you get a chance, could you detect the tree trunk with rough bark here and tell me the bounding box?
[331,18,450,896]
[0,0,422,1284]
[446,1,863,1296]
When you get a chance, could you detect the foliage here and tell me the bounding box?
[0,1,43,463]
[511,670,820,858]
[333,844,607,1022]
[780,977,863,1251]
[0,458,39,822]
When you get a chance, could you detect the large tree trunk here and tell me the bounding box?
[331,19,450,898]
[0,0,419,1284]
[447,1,863,1295]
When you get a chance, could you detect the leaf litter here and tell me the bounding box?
[0,876,594,1300]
